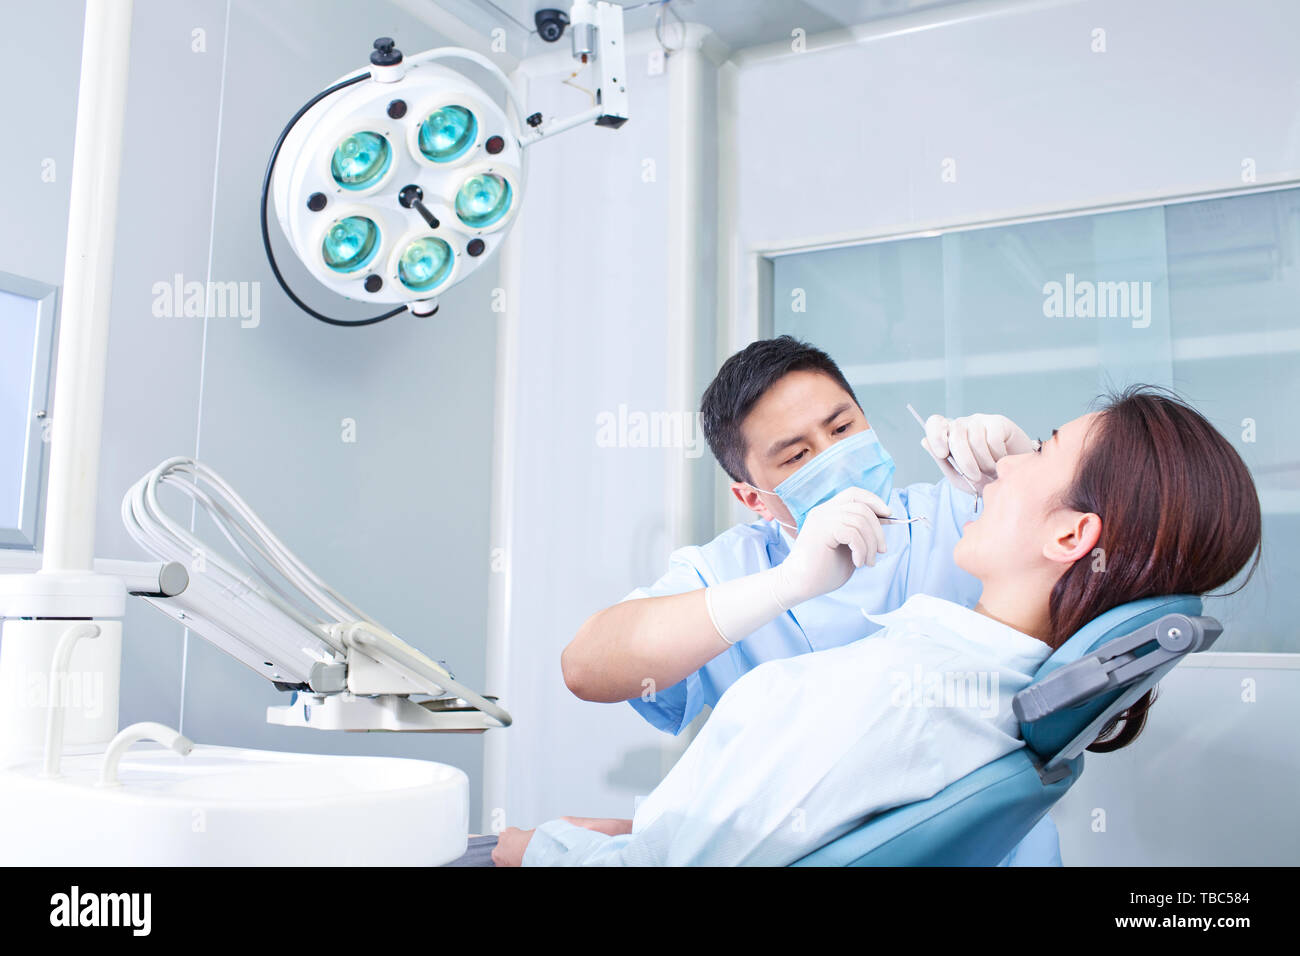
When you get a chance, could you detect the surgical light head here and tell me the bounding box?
[268,45,525,320]
[262,1,629,328]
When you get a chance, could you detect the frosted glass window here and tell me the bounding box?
[774,187,1300,652]
[0,274,57,549]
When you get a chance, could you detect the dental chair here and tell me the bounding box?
[791,594,1219,866]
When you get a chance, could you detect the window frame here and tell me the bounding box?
[0,270,58,550]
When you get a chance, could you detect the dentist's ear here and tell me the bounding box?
[732,482,776,522]
[1043,511,1102,566]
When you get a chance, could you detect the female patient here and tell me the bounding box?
[494,387,1261,866]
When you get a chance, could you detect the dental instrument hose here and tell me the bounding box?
[122,458,511,727]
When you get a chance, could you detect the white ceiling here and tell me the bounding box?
[418,0,992,58]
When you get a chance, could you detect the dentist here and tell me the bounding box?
[558,335,1056,865]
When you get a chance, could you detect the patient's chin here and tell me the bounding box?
[952,537,975,576]
[953,524,991,576]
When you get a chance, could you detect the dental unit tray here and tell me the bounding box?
[121,457,511,733]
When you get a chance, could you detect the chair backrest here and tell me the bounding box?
[791,749,1082,866]
[1021,594,1202,765]
[791,594,1206,866]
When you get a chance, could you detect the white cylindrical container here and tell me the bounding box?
[0,619,122,769]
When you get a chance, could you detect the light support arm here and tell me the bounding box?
[367,3,630,150]
[523,0,628,145]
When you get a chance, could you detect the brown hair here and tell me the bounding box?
[1047,386,1262,752]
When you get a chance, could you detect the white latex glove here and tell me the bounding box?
[772,487,892,607]
[921,412,1035,494]
[704,488,892,645]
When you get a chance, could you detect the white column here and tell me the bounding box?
[481,68,527,835]
[665,32,725,551]
[41,0,134,573]
[0,0,135,768]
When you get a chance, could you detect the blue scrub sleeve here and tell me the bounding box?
[625,667,704,736]
[619,550,711,736]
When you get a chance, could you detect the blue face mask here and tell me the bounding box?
[749,428,896,532]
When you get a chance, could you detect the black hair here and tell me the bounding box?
[700,335,860,484]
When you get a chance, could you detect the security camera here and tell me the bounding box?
[535,8,570,42]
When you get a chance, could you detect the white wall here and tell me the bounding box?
[731,0,1300,248]
[489,33,726,829]
[723,0,1300,864]
[724,0,1300,349]
[1056,658,1299,865]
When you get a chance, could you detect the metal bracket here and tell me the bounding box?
[1012,613,1222,775]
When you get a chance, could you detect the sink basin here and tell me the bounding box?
[0,743,469,865]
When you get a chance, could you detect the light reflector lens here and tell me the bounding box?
[418,106,477,163]
[455,173,512,229]
[398,237,454,292]
[330,132,391,190]
[322,217,380,272]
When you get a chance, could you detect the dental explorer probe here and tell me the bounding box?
[906,403,983,502]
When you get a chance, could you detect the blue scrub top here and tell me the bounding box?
[622,477,1062,867]
[625,478,981,734]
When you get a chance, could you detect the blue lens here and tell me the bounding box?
[398,237,454,292]
[418,106,477,163]
[321,217,380,272]
[330,132,391,189]
[455,173,512,229]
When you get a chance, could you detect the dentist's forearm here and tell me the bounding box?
[562,569,791,703]
[562,589,731,703]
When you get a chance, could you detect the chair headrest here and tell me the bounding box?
[1021,593,1202,760]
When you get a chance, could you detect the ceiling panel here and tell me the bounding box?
[414,0,1003,58]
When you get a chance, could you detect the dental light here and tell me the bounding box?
[263,0,629,325]
[123,458,512,732]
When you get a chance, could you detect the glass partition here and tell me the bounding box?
[774,186,1300,652]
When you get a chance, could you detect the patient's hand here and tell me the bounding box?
[492,826,535,866]
[560,815,634,836]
